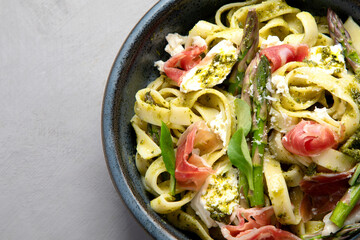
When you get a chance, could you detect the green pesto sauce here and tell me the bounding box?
[195,53,236,88]
[277,212,287,220]
[318,46,345,70]
[350,87,360,107]
[340,128,360,161]
[257,1,291,21]
[145,91,156,106]
[305,46,346,77]
[303,60,319,67]
[201,169,239,223]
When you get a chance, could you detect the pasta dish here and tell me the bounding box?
[130,0,360,239]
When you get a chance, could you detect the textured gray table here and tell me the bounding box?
[0,0,157,239]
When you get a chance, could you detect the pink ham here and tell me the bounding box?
[222,226,301,240]
[282,120,338,157]
[221,207,300,240]
[163,45,206,85]
[175,121,221,191]
[260,44,309,72]
[222,207,274,235]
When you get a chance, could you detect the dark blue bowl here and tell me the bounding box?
[102,0,360,239]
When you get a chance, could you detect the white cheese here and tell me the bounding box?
[307,44,346,75]
[190,162,239,228]
[269,107,298,133]
[154,60,165,72]
[266,80,275,94]
[260,35,283,49]
[164,33,188,56]
[209,113,228,147]
[271,74,289,94]
[264,95,278,102]
[191,36,207,49]
[322,213,339,236]
[155,34,206,73]
[313,107,330,120]
[164,34,207,57]
[180,40,239,93]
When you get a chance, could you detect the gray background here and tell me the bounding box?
[0,0,158,239]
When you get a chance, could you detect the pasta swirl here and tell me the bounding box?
[129,1,360,239]
[271,63,360,138]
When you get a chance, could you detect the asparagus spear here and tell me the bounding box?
[349,163,360,186]
[227,10,259,206]
[229,55,260,206]
[248,54,271,207]
[330,164,360,228]
[227,9,259,96]
[327,8,360,76]
[241,54,258,107]
[330,183,360,228]
[328,14,360,226]
[227,10,270,207]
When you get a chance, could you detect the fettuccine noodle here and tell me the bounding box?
[130,0,360,239]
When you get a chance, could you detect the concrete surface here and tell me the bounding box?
[0,0,158,239]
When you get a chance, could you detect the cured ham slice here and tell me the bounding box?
[300,170,353,221]
[221,207,300,240]
[175,121,221,191]
[282,120,338,157]
[222,207,274,235]
[163,40,238,92]
[260,44,309,72]
[163,45,206,85]
[222,226,301,240]
[300,171,353,196]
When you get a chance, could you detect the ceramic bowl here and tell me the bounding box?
[102,0,360,239]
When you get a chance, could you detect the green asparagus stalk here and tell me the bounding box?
[330,183,360,228]
[227,9,259,96]
[241,53,258,107]
[230,56,259,206]
[327,8,360,75]
[330,163,360,228]
[349,163,360,186]
[248,54,271,207]
[226,10,260,206]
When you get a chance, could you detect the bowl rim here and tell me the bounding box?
[101,0,180,239]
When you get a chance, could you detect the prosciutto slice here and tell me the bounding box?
[282,120,338,157]
[163,45,206,85]
[175,121,221,191]
[260,44,309,72]
[221,207,300,240]
[300,170,353,221]
[222,226,301,240]
[300,171,353,196]
[222,207,274,235]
